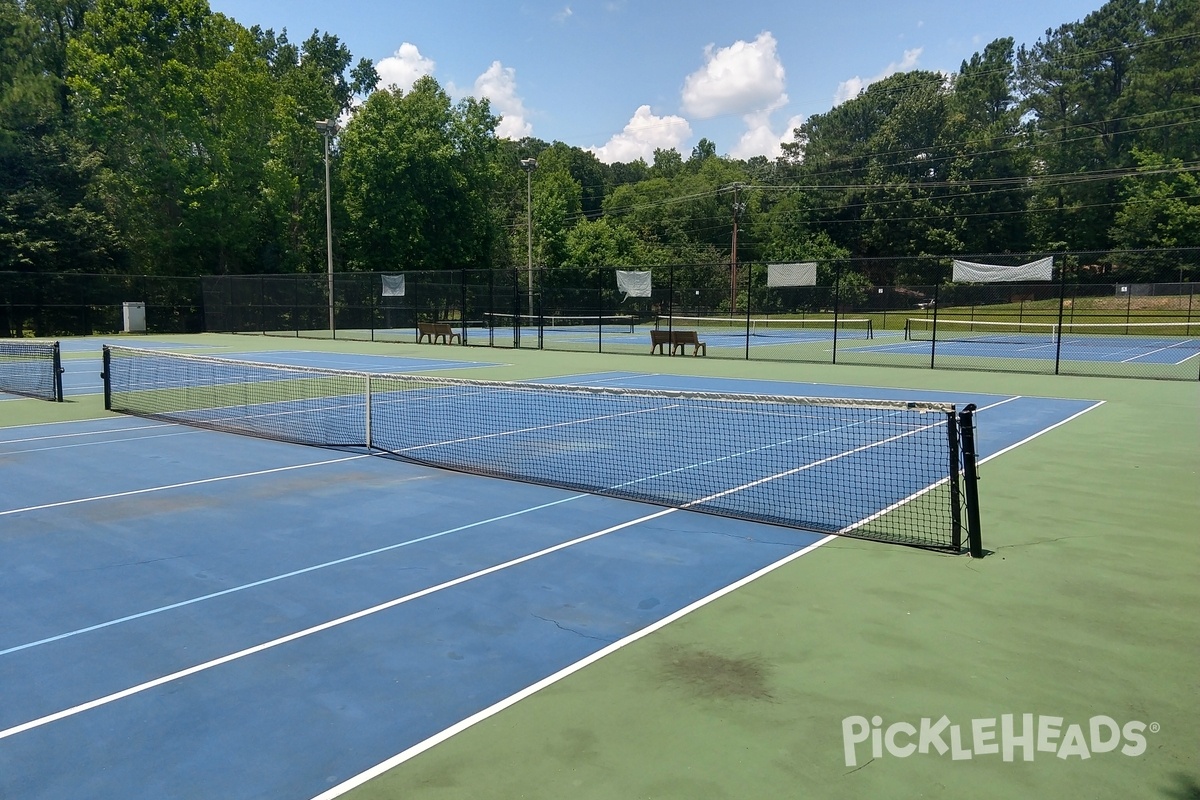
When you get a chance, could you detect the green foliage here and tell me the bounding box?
[2,0,1198,286]
[338,77,500,273]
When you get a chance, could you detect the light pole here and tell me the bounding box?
[519,158,538,320]
[316,119,338,332]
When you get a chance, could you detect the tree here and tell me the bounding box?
[1110,149,1200,279]
[339,76,501,273]
[688,137,717,169]
[1016,0,1148,250]
[948,37,1034,253]
[0,0,120,275]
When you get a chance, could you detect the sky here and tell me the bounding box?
[206,0,1107,164]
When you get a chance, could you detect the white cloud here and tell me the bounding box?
[834,47,923,105]
[553,6,572,22]
[474,61,532,140]
[730,112,804,160]
[681,32,787,119]
[679,31,802,159]
[588,105,692,164]
[376,43,436,94]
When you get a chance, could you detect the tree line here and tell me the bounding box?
[2,0,1198,291]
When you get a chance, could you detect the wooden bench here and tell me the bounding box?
[417,321,461,344]
[650,329,672,355]
[649,329,706,356]
[670,329,706,356]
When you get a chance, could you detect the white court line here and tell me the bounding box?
[0,421,175,445]
[1,429,201,456]
[1119,339,1200,363]
[0,415,125,431]
[0,493,590,658]
[0,454,371,517]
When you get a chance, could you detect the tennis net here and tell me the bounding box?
[0,339,64,401]
[658,316,874,339]
[102,345,981,554]
[905,318,1200,349]
[481,313,636,333]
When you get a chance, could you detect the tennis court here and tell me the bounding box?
[847,318,1200,366]
[1,335,1195,800]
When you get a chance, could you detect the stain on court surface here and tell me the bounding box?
[658,644,772,701]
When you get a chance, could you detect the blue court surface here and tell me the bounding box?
[0,368,1100,800]
[847,332,1200,364]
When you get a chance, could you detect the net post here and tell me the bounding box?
[945,407,963,552]
[364,373,372,451]
[52,341,64,402]
[101,345,111,411]
[958,404,984,558]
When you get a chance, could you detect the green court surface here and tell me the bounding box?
[6,334,1198,800]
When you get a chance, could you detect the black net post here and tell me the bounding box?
[945,406,963,552]
[958,404,984,558]
[52,342,63,402]
[101,345,111,410]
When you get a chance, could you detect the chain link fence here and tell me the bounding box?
[7,247,1197,381]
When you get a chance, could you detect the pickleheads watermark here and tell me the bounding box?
[842,714,1158,767]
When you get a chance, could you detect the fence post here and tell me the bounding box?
[459,268,467,345]
[832,260,843,364]
[744,262,752,360]
[537,269,544,350]
[928,283,941,370]
[1054,252,1068,375]
[513,267,521,348]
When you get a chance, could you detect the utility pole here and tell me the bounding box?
[730,184,746,314]
[519,158,539,320]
